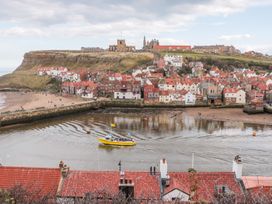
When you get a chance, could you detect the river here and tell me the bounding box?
[0,109,272,176]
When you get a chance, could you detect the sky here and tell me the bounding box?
[0,0,272,73]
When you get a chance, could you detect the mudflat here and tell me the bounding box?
[185,107,272,126]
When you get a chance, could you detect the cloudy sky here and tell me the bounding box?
[0,0,272,72]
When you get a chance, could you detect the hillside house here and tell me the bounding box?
[185,92,196,105]
[164,54,183,67]
[144,84,160,104]
[114,80,141,100]
[223,88,246,105]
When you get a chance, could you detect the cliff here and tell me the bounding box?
[16,50,154,72]
[0,50,154,90]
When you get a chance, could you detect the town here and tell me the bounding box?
[37,38,272,113]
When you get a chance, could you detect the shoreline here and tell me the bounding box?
[184,107,272,126]
[1,92,272,128]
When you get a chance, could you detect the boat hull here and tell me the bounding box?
[98,138,136,146]
[264,104,272,114]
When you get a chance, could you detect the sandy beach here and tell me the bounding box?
[185,107,272,126]
[0,92,85,113]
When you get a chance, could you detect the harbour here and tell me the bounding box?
[1,109,272,176]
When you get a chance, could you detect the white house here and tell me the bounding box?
[224,88,246,105]
[164,54,183,67]
[163,189,190,202]
[114,92,141,100]
[185,92,196,105]
[236,89,246,104]
[266,79,272,86]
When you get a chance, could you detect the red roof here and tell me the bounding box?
[224,88,239,94]
[149,73,164,79]
[164,172,243,202]
[0,166,61,197]
[243,176,272,189]
[59,171,161,199]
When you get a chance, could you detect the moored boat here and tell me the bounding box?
[98,135,136,146]
[243,104,264,114]
[264,103,272,114]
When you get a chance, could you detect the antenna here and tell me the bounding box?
[118,160,122,172]
[191,152,195,169]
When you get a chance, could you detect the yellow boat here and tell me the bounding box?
[111,123,117,128]
[98,135,136,146]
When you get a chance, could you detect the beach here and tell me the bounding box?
[185,107,272,126]
[0,92,85,113]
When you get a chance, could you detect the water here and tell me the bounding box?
[0,109,272,176]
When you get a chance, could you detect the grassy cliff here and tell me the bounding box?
[0,51,154,90]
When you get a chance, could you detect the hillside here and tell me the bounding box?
[161,51,272,71]
[0,51,154,90]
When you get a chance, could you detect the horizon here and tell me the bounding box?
[1,0,272,72]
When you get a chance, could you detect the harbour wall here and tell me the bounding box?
[0,100,243,128]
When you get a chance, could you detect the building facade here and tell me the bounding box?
[109,39,135,52]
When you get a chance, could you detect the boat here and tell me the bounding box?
[264,103,272,114]
[111,123,117,128]
[243,104,264,114]
[98,135,136,146]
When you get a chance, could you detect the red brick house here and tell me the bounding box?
[144,84,160,103]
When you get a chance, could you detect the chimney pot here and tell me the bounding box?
[232,155,243,179]
[160,159,168,179]
[59,161,64,169]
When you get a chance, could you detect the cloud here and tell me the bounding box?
[219,34,252,41]
[240,44,272,55]
[0,27,46,37]
[0,0,271,38]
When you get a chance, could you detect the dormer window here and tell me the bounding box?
[215,185,231,194]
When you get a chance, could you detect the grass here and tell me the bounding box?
[161,51,272,68]
[0,51,154,89]
[0,71,52,90]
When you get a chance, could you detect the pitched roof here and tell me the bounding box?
[0,166,61,197]
[59,171,161,199]
[164,172,243,202]
[242,176,272,189]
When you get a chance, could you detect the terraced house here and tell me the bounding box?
[1,156,270,203]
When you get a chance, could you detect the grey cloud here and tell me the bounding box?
[0,0,270,37]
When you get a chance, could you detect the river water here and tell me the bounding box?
[0,109,272,176]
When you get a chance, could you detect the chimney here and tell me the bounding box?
[232,155,243,179]
[61,164,70,178]
[160,159,168,179]
[160,159,170,189]
[59,160,64,169]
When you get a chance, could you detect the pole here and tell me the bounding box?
[192,152,195,169]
